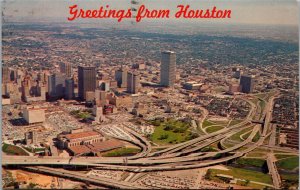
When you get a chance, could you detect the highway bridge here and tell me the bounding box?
[266,153,281,189]
[2,124,265,171]
[24,166,146,189]
[3,92,290,188]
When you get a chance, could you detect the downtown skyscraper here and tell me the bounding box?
[160,51,176,87]
[78,66,96,100]
[127,72,140,94]
[240,75,255,93]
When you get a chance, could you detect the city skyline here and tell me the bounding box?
[1,1,299,189]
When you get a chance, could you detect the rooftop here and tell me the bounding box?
[65,131,101,140]
[68,139,124,155]
[162,50,175,54]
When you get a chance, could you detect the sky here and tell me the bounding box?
[2,0,299,26]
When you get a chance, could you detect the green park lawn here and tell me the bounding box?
[70,110,92,119]
[150,119,197,145]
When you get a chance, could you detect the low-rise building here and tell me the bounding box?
[58,129,105,149]
[228,84,241,94]
[25,131,38,145]
[23,107,45,124]
[57,129,124,156]
[182,81,202,90]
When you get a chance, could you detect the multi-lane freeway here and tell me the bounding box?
[3,93,292,189]
[266,153,281,189]
[24,166,147,189]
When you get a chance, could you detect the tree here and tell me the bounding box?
[245,179,250,186]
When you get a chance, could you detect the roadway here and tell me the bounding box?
[2,124,263,171]
[266,153,281,189]
[24,166,146,189]
[3,96,258,169]
[3,93,286,186]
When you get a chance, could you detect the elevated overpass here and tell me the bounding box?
[266,153,281,189]
[24,166,146,189]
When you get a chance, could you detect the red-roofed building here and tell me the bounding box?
[57,129,105,150]
[68,139,124,156]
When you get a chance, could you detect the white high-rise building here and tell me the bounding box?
[160,51,176,87]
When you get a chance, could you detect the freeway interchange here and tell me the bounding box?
[2,93,297,189]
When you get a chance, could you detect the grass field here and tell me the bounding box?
[281,174,299,189]
[259,100,266,111]
[246,151,267,158]
[209,120,228,126]
[236,158,266,168]
[102,147,141,157]
[281,174,299,181]
[222,142,235,149]
[228,119,243,127]
[2,143,29,156]
[229,127,252,142]
[205,125,223,133]
[258,100,266,119]
[252,132,260,142]
[241,131,251,140]
[206,166,272,185]
[275,154,298,160]
[264,91,277,102]
[255,91,276,102]
[276,156,299,170]
[246,147,271,157]
[24,147,45,153]
[202,120,216,128]
[150,119,196,145]
[201,146,218,152]
[255,93,267,100]
[70,110,92,119]
[150,147,166,152]
[249,98,259,105]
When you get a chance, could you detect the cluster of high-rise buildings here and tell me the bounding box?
[2,51,178,120]
[114,66,140,94]
[2,50,258,110]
